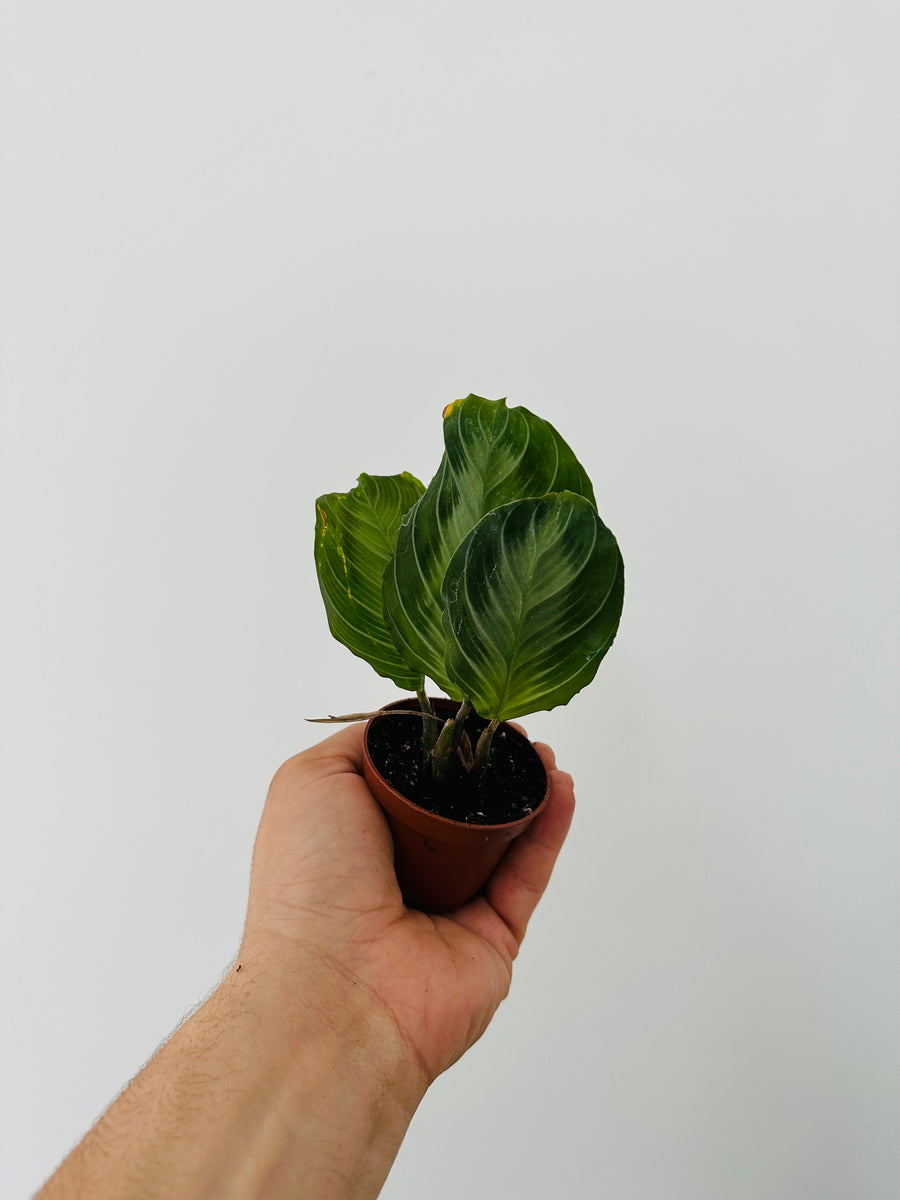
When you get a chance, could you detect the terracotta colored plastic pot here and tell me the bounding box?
[362,698,549,914]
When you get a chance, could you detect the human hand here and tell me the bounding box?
[36,722,574,1200]
[240,720,576,1085]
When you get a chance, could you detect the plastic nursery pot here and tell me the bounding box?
[362,698,550,915]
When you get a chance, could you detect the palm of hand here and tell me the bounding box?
[243,723,574,1084]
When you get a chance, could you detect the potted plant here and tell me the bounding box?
[314,394,624,913]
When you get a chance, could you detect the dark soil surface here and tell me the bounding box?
[367,706,547,824]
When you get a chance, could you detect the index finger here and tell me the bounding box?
[483,758,576,946]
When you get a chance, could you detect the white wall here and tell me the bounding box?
[2,3,897,1197]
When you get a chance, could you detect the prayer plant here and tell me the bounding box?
[314,394,624,784]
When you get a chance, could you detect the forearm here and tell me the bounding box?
[38,954,428,1200]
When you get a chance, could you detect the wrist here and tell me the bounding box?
[209,942,428,1197]
[223,939,429,1105]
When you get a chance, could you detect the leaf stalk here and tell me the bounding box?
[474,718,501,773]
[430,697,473,782]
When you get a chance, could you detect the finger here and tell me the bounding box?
[304,719,369,770]
[506,719,558,777]
[531,739,557,773]
[482,766,576,947]
[272,721,369,794]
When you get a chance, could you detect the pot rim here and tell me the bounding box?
[363,696,550,835]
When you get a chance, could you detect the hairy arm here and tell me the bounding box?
[40,957,427,1199]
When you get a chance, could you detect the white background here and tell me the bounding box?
[2,2,897,1197]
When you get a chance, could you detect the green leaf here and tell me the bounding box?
[383,395,596,690]
[440,492,624,721]
[315,472,425,690]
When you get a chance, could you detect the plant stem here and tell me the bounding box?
[474,719,501,774]
[417,689,437,766]
[454,697,473,731]
[431,697,474,783]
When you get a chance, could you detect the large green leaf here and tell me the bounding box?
[383,395,596,691]
[440,492,624,721]
[315,472,425,690]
